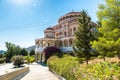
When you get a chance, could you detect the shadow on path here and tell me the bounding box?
[11,65,25,69]
[36,62,47,67]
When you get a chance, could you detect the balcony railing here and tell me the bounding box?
[35,46,73,52]
[59,47,73,52]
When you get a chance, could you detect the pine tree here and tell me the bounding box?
[29,49,35,56]
[73,10,95,64]
[91,0,120,61]
[20,48,28,56]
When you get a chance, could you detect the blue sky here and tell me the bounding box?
[0,0,103,50]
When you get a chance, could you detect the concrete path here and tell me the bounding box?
[21,62,59,80]
[0,63,16,75]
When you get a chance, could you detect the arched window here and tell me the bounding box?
[59,40,62,47]
[64,25,66,29]
[70,29,72,36]
[69,39,73,47]
[73,27,76,35]
[73,27,76,32]
[64,40,68,47]
[64,32,66,37]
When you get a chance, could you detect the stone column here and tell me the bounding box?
[68,40,70,48]
[35,53,38,62]
[40,53,42,62]
[62,40,64,47]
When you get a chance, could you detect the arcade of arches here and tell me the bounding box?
[35,38,74,62]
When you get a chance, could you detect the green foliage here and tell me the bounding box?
[20,48,28,56]
[74,10,96,64]
[24,55,35,64]
[29,49,35,56]
[91,0,120,61]
[0,54,3,58]
[52,52,63,58]
[5,42,29,62]
[48,56,120,80]
[11,55,24,67]
[98,55,103,59]
[75,62,120,80]
[5,42,21,62]
[0,58,6,63]
[47,55,80,80]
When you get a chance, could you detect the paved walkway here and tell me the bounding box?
[21,62,59,80]
[0,63,16,75]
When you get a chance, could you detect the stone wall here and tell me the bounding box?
[0,67,29,80]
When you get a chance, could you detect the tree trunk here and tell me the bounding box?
[118,52,120,62]
[40,53,42,62]
[103,54,105,61]
[86,57,89,64]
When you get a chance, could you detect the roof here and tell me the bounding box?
[58,11,80,22]
[45,27,53,30]
[66,12,80,15]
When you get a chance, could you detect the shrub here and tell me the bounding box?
[75,62,120,80]
[11,55,24,67]
[48,55,120,80]
[44,46,61,63]
[106,52,115,57]
[24,55,35,64]
[78,58,85,63]
[90,57,96,60]
[47,55,79,80]
[98,55,103,59]
[52,52,63,58]
[0,58,6,63]
[0,54,3,58]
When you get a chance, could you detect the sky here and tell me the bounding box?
[0,0,103,50]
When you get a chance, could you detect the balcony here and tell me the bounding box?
[35,46,73,53]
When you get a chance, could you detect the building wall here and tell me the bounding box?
[35,12,96,52]
[44,30,55,38]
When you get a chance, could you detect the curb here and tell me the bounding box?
[13,70,30,80]
[49,69,66,80]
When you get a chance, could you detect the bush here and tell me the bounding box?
[90,57,96,60]
[106,52,115,57]
[11,55,24,67]
[78,58,85,63]
[98,55,103,59]
[0,58,6,63]
[75,62,120,80]
[44,46,61,63]
[48,55,120,80]
[0,54,3,58]
[52,52,63,58]
[24,55,35,64]
[47,55,79,80]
